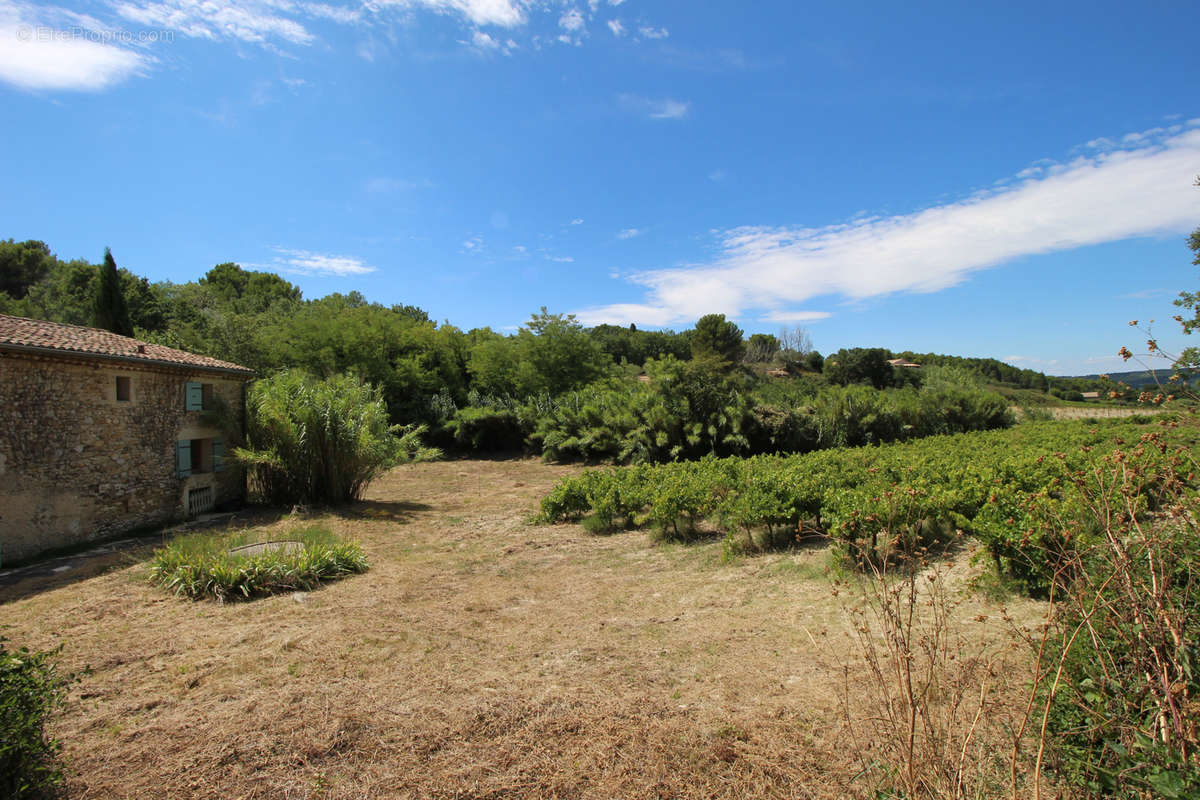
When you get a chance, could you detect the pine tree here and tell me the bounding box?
[94,247,134,337]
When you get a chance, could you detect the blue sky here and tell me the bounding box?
[2,0,1198,375]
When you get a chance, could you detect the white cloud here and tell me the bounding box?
[299,2,362,24]
[545,254,575,263]
[4,0,667,93]
[558,7,584,32]
[638,25,667,39]
[0,28,146,91]
[617,227,642,239]
[570,218,584,225]
[576,125,1200,327]
[461,29,517,54]
[0,3,146,91]
[761,310,832,323]
[574,303,679,327]
[618,93,690,120]
[407,0,527,27]
[471,30,499,48]
[270,247,376,276]
[649,99,688,119]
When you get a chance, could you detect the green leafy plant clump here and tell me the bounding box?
[1,634,78,800]
[237,369,440,506]
[148,525,369,602]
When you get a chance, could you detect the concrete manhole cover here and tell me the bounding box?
[228,540,304,557]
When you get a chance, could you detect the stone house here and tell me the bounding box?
[0,314,255,565]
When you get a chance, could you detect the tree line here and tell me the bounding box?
[1,238,1112,460]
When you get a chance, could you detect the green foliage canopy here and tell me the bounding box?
[690,313,745,363]
[468,308,613,397]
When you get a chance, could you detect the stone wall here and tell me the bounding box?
[0,352,247,565]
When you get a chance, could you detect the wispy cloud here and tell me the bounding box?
[617,227,642,239]
[545,254,575,263]
[402,0,527,28]
[558,7,584,32]
[576,125,1200,327]
[1004,355,1061,369]
[269,247,376,276]
[0,1,147,91]
[637,25,668,39]
[760,310,832,324]
[1120,288,1176,300]
[5,0,670,91]
[113,0,316,45]
[569,218,584,225]
[618,93,690,120]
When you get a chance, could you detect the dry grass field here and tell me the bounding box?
[0,459,1045,799]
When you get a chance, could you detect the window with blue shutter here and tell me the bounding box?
[212,438,225,472]
[185,382,203,411]
[176,440,192,478]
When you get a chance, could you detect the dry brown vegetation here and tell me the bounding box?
[0,459,1045,799]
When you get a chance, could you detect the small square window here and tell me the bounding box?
[185,381,215,411]
[116,376,131,402]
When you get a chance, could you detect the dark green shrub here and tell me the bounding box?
[1,634,76,799]
[148,524,369,602]
[745,404,820,454]
[445,405,528,451]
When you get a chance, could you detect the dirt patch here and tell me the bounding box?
[0,458,1044,798]
[1049,406,1167,420]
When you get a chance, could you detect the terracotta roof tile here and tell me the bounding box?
[0,314,254,375]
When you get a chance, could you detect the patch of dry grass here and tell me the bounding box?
[0,458,1044,798]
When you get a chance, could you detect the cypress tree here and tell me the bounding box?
[94,247,134,337]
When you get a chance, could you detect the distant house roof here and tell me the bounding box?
[1080,391,1101,399]
[887,358,921,368]
[0,314,254,376]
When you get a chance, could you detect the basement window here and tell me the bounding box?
[115,375,131,402]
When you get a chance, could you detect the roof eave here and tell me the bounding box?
[0,342,256,378]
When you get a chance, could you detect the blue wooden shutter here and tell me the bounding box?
[212,438,225,472]
[176,440,192,478]
[185,382,203,411]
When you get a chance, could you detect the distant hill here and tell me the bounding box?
[1069,368,1193,389]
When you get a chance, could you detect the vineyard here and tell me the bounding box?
[538,415,1200,595]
